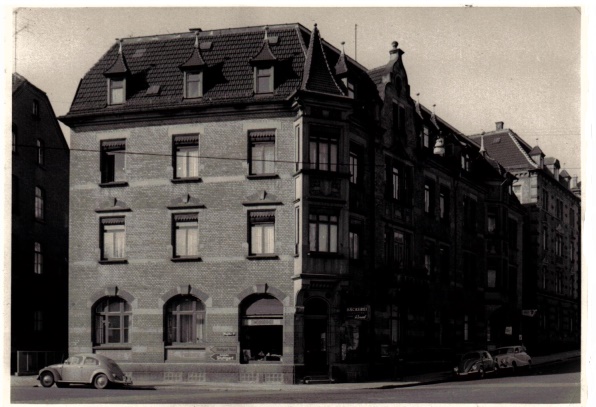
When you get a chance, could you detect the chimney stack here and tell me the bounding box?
[571,176,578,189]
[496,121,504,131]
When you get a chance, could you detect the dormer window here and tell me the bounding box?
[109,78,125,105]
[461,154,470,171]
[185,71,203,99]
[255,66,273,94]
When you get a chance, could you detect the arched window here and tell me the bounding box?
[240,294,283,363]
[165,296,205,345]
[93,297,131,345]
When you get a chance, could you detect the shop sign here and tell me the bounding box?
[522,309,537,317]
[210,346,236,354]
[505,326,513,335]
[211,353,236,361]
[243,319,282,326]
[346,306,370,320]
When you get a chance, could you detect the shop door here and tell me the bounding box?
[304,299,329,374]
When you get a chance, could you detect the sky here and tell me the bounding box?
[9,6,584,178]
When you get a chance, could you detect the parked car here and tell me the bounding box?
[37,354,132,389]
[492,346,532,374]
[453,350,496,379]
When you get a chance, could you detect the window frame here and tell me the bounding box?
[108,78,125,105]
[172,134,200,180]
[255,66,274,94]
[184,71,203,99]
[32,100,39,117]
[172,213,199,259]
[165,295,205,345]
[36,139,45,166]
[309,211,339,254]
[248,211,276,257]
[34,242,43,275]
[248,130,276,176]
[100,139,127,185]
[35,186,45,221]
[309,125,339,172]
[100,217,126,262]
[94,297,132,346]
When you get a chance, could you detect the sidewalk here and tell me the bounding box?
[11,349,580,391]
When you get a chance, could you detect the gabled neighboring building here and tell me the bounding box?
[59,23,530,384]
[11,73,70,374]
[470,123,581,353]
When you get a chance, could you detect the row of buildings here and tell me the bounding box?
[11,23,580,382]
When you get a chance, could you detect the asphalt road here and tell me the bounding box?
[11,359,581,404]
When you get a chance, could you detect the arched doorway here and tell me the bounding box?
[304,297,329,374]
[239,294,283,363]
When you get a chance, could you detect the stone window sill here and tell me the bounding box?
[99,181,129,188]
[170,256,202,262]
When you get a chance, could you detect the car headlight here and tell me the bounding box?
[471,364,478,371]
[454,367,459,373]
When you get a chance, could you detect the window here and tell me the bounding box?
[349,150,359,184]
[35,187,44,220]
[249,130,275,175]
[34,242,43,274]
[100,217,126,261]
[556,199,563,219]
[422,125,430,148]
[309,126,339,171]
[33,311,43,332]
[487,213,497,233]
[386,230,409,269]
[349,222,362,260]
[249,211,275,255]
[556,271,563,294]
[487,269,496,288]
[100,140,126,184]
[295,207,300,255]
[542,190,549,212]
[295,125,301,172]
[569,239,574,262]
[461,154,469,171]
[542,226,548,251]
[439,187,449,222]
[392,103,405,137]
[424,181,434,215]
[555,235,563,257]
[173,135,199,179]
[109,78,125,105]
[255,67,273,94]
[173,213,198,258]
[184,71,203,98]
[392,167,400,200]
[464,315,469,341]
[37,139,45,165]
[309,211,338,253]
[424,250,432,276]
[94,297,131,345]
[32,100,39,117]
[165,296,205,344]
[240,294,283,363]
[542,267,547,290]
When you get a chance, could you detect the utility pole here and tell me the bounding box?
[14,9,30,73]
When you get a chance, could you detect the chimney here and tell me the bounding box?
[571,176,578,189]
[496,121,504,131]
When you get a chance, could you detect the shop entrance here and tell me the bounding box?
[304,298,329,374]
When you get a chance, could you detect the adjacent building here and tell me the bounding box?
[470,125,581,353]
[59,23,541,384]
[11,73,70,374]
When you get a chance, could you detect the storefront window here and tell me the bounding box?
[240,294,283,363]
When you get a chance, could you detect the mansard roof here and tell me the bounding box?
[63,23,365,122]
[469,130,539,170]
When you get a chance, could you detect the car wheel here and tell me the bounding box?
[40,372,55,388]
[93,373,110,389]
[478,367,485,379]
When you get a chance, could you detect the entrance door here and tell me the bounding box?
[304,298,329,374]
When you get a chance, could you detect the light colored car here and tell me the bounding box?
[453,350,496,379]
[37,353,132,389]
[492,346,532,373]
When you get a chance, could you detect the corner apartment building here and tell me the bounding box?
[470,125,581,353]
[11,73,70,374]
[60,23,527,384]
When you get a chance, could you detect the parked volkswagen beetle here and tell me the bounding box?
[453,350,496,379]
[37,354,132,389]
[492,345,532,374]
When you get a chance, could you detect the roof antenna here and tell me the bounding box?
[354,24,358,61]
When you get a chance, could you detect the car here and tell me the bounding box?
[492,345,532,374]
[37,353,132,389]
[453,350,496,379]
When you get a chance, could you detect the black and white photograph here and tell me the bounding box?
[5,4,589,405]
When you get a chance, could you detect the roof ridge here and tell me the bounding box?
[507,131,538,169]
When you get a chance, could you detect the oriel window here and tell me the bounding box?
[309,126,339,171]
[309,212,338,253]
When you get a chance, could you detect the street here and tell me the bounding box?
[11,359,580,404]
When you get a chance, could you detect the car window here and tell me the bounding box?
[84,357,99,365]
[66,356,82,365]
[507,348,514,354]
